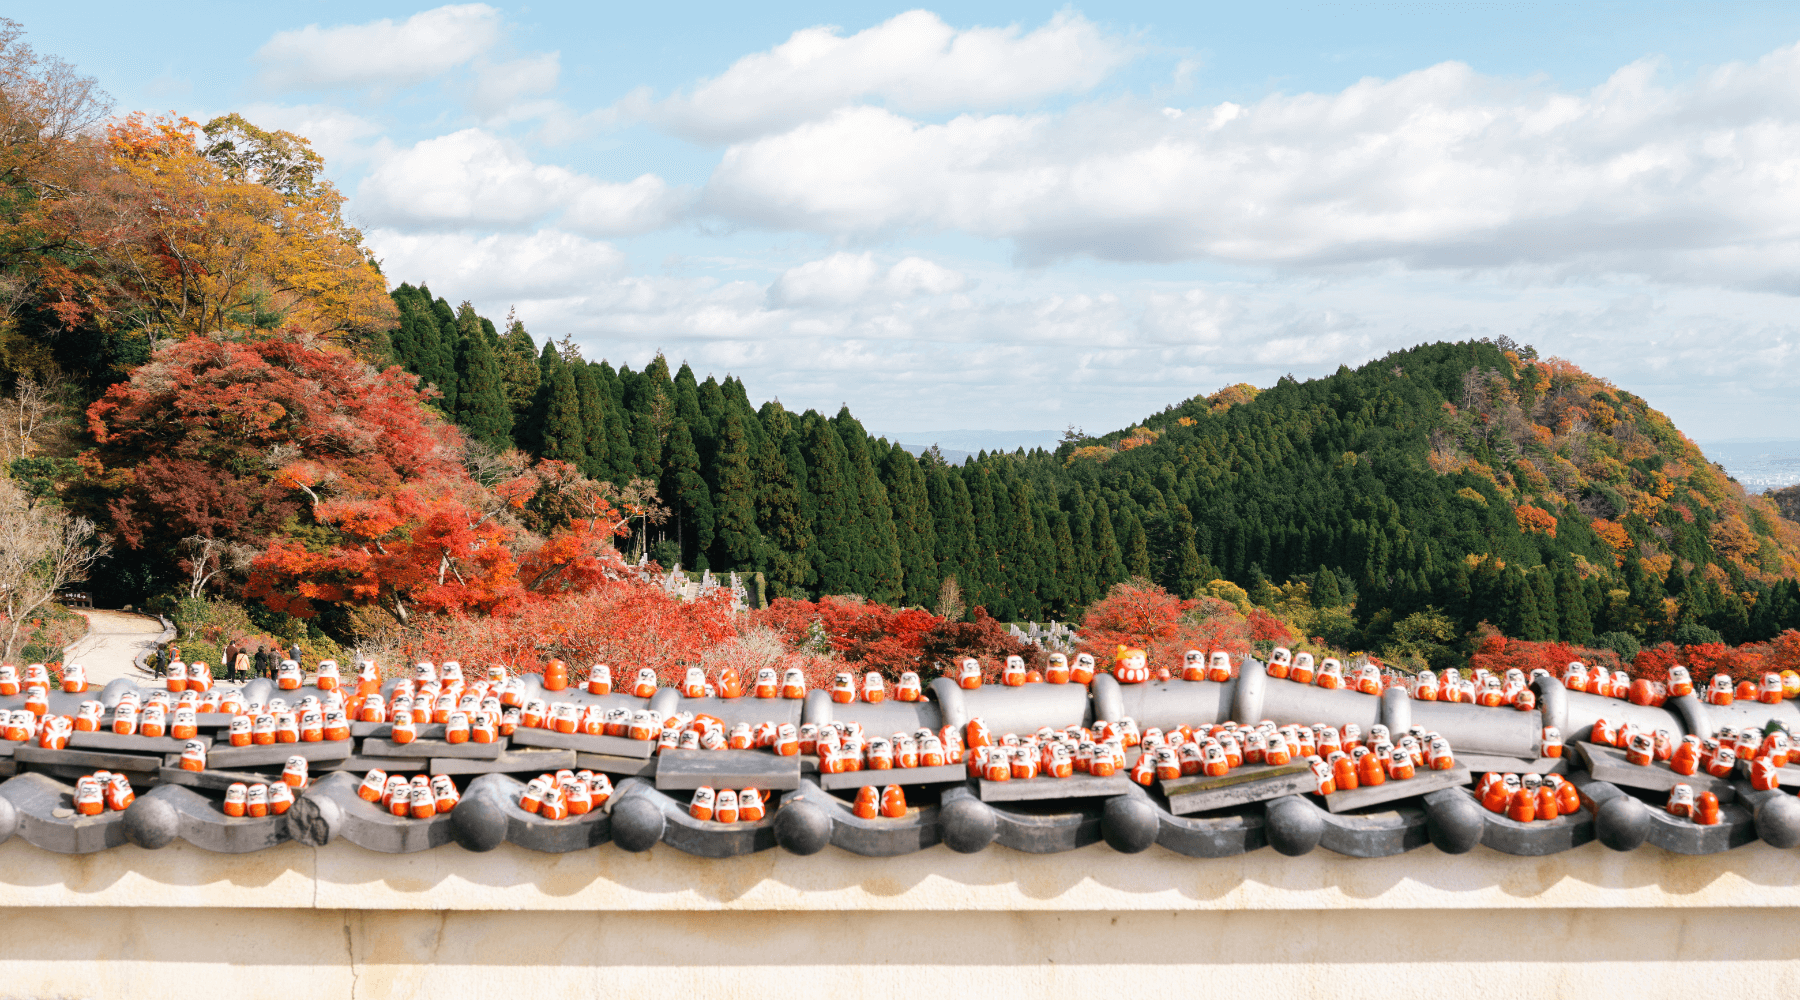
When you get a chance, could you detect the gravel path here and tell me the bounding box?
[63,610,169,685]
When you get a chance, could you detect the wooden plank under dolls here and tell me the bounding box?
[507,728,655,759]
[1576,742,1735,803]
[654,748,802,790]
[1162,762,1314,815]
[1320,765,1472,814]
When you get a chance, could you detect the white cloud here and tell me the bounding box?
[368,229,627,300]
[357,129,686,234]
[628,10,1134,142]
[766,252,967,306]
[467,53,563,123]
[702,43,1800,291]
[257,4,502,91]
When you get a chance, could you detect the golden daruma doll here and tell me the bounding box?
[1112,646,1149,684]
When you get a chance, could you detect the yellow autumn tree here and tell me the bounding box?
[91,113,393,344]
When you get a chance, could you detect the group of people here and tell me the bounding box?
[150,640,304,682]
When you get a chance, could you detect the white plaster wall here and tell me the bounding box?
[3,840,1800,997]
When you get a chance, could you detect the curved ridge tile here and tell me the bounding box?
[1114,784,1266,857]
[463,773,611,853]
[786,779,942,857]
[989,798,1103,854]
[294,771,455,853]
[0,772,127,854]
[138,783,290,853]
[628,781,779,857]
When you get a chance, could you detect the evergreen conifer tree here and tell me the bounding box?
[451,302,512,449]
[1554,560,1593,644]
[1123,512,1151,579]
[537,347,584,462]
[571,361,608,479]
[498,314,541,434]
[664,419,715,567]
[753,404,813,596]
[712,408,760,567]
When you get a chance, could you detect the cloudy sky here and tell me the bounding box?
[26,2,1800,445]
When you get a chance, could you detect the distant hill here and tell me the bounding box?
[366,280,1800,654]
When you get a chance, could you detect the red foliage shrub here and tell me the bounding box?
[1077,580,1253,675]
[1078,581,1196,651]
[407,584,739,683]
[749,598,1032,679]
[1468,635,1622,678]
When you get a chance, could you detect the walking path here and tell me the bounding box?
[62,610,170,685]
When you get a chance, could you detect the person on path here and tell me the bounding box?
[223,641,240,679]
[289,641,303,669]
[234,647,252,682]
[254,645,272,680]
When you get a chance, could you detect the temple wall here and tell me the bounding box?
[4,838,1799,997]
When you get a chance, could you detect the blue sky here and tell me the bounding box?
[19,3,1800,445]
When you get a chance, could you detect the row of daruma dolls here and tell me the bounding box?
[203,757,315,819]
[1588,715,1794,790]
[352,770,466,820]
[1475,771,1585,823]
[512,769,618,821]
[1561,662,1799,708]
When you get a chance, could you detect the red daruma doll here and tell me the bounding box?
[752,668,778,699]
[106,773,135,812]
[860,671,889,701]
[1207,652,1233,683]
[60,662,86,694]
[73,701,102,733]
[1290,652,1315,685]
[315,660,340,692]
[958,658,983,690]
[357,769,388,803]
[690,786,716,822]
[113,701,141,736]
[1071,653,1096,685]
[1707,673,1735,706]
[356,660,381,696]
[780,668,807,699]
[0,664,16,697]
[1002,656,1028,687]
[587,664,613,696]
[1756,676,1785,708]
[631,668,658,699]
[276,660,302,691]
[139,703,166,739]
[245,783,269,818]
[542,659,569,692]
[223,782,248,818]
[179,740,207,772]
[829,672,855,704]
[896,671,922,701]
[1113,646,1149,684]
[1044,654,1070,685]
[1665,665,1693,698]
[282,756,309,789]
[268,782,293,816]
[1181,650,1205,681]
[681,667,708,699]
[432,775,461,813]
[1265,647,1292,680]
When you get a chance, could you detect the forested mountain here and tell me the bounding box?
[380,284,1800,657]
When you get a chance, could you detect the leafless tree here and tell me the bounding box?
[0,474,109,661]
[0,377,69,462]
[178,534,258,600]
